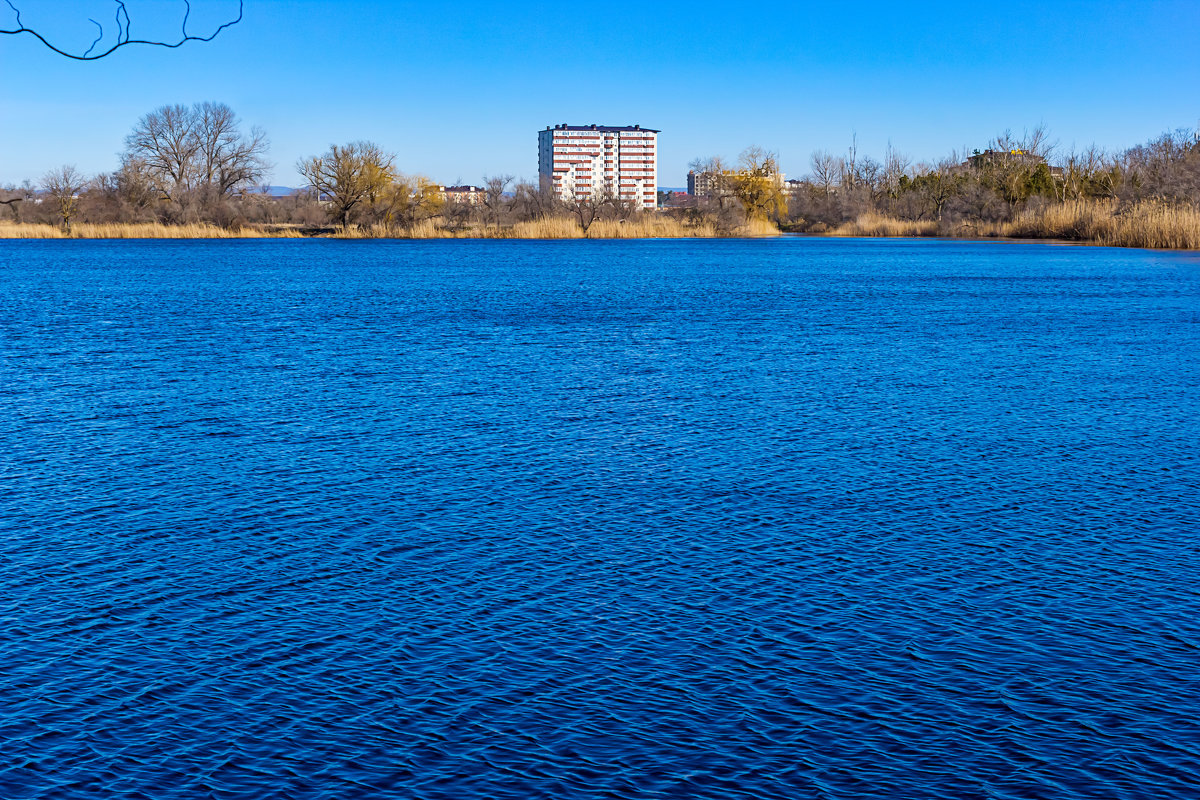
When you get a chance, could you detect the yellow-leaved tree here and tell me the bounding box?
[729,147,787,222]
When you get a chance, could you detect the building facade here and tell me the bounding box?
[538,124,659,209]
[442,185,487,205]
[687,169,786,198]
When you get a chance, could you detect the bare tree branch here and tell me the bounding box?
[1,0,243,60]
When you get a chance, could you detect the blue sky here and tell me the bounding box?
[2,0,1199,188]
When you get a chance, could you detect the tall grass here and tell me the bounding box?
[1094,202,1200,249]
[828,201,1200,250]
[831,213,939,238]
[329,215,766,240]
[0,221,303,239]
[736,217,782,237]
[0,216,782,241]
[998,200,1200,249]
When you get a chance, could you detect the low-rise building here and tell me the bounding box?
[964,149,1064,179]
[443,185,487,205]
[687,169,786,197]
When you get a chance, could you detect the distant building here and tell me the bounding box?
[783,178,806,196]
[538,124,659,209]
[687,169,786,198]
[443,185,487,205]
[964,149,1064,179]
[964,149,1046,169]
[658,190,692,209]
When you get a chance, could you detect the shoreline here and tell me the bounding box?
[2,221,1197,252]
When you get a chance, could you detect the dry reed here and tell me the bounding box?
[735,217,782,237]
[327,215,759,240]
[827,201,1200,250]
[991,200,1200,249]
[0,221,303,239]
[831,213,939,238]
[1,216,783,242]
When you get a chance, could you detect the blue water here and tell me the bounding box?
[2,237,1199,799]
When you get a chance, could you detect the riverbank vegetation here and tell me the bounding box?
[783,126,1200,249]
[3,104,1198,247]
[0,101,777,240]
[0,216,763,240]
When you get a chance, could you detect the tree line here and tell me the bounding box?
[5,105,1199,238]
[776,125,1200,233]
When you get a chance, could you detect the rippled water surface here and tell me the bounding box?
[2,237,1199,799]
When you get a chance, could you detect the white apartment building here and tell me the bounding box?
[538,124,659,209]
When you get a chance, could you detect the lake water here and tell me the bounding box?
[2,237,1199,799]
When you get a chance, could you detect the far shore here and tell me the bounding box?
[2,202,1198,251]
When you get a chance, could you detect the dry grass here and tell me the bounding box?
[507,217,585,239]
[831,213,939,238]
[827,201,1200,250]
[989,200,1200,249]
[327,215,763,240]
[735,217,782,237]
[0,221,303,239]
[1,215,783,242]
[1085,202,1200,249]
[589,217,723,238]
[1000,201,1110,241]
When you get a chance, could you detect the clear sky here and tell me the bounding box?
[3,0,1199,188]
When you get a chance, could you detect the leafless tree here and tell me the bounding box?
[125,104,199,203]
[688,156,735,211]
[2,0,243,60]
[298,141,394,228]
[920,158,964,221]
[482,174,513,227]
[565,185,614,233]
[123,102,269,211]
[883,142,911,197]
[194,102,270,204]
[0,187,20,220]
[1121,128,1200,202]
[512,177,560,220]
[41,165,88,233]
[991,123,1058,161]
[809,150,840,195]
[842,133,859,190]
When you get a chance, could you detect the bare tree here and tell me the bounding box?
[1121,128,1200,202]
[566,186,613,233]
[123,102,269,211]
[809,150,839,195]
[124,104,199,203]
[688,156,735,210]
[883,142,911,197]
[990,124,1058,161]
[512,176,561,220]
[0,188,20,220]
[194,102,270,205]
[41,165,88,233]
[920,158,963,221]
[842,133,859,190]
[298,141,395,228]
[2,0,243,60]
[482,174,513,227]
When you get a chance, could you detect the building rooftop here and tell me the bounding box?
[545,124,660,133]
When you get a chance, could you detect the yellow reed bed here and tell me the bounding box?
[0,221,303,239]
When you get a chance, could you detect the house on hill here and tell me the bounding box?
[964,149,1064,179]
